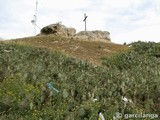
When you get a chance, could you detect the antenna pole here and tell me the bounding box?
[83,13,88,31]
[35,0,38,21]
[31,0,40,35]
[34,0,38,35]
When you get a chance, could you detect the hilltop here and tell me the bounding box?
[7,23,127,65]
[6,35,128,65]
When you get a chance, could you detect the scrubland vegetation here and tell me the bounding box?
[0,41,160,119]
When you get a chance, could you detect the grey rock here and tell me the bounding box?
[39,23,111,41]
[76,30,111,41]
[40,23,76,36]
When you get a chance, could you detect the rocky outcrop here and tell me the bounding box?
[39,23,111,41]
[40,23,76,36]
[76,30,111,41]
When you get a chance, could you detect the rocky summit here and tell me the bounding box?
[40,23,76,36]
[40,23,111,41]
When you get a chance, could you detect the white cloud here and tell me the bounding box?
[0,0,160,43]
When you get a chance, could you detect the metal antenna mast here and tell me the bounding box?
[35,0,38,34]
[35,0,38,21]
[31,0,39,35]
[83,13,88,31]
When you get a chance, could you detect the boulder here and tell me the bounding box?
[76,30,111,41]
[40,23,76,36]
[39,23,111,41]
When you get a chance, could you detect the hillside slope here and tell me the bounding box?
[0,41,160,119]
[7,35,128,65]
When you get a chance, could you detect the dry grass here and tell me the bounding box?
[3,35,128,65]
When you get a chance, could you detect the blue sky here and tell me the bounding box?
[0,0,160,44]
